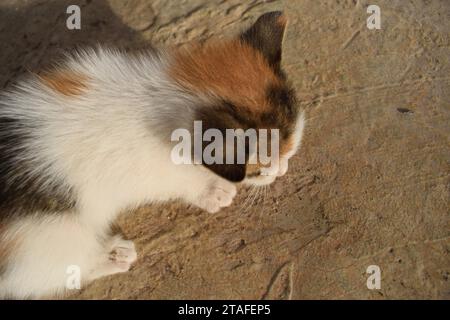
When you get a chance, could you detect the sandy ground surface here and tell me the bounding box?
[0,0,449,299]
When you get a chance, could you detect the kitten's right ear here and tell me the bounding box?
[240,11,287,70]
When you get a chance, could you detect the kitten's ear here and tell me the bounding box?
[240,11,287,69]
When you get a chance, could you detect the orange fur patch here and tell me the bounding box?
[277,14,288,28]
[39,70,88,96]
[169,40,281,112]
[246,162,265,176]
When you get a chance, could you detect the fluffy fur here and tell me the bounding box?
[0,11,305,298]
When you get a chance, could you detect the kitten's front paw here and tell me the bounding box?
[195,179,237,213]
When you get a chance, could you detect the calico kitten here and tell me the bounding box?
[0,11,305,298]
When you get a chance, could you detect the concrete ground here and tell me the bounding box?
[0,0,448,299]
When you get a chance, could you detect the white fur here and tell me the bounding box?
[0,48,237,298]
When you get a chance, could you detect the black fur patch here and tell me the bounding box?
[194,103,250,182]
[0,116,76,221]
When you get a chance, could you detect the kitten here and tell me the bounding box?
[0,11,304,298]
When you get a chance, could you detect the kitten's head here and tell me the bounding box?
[169,11,304,186]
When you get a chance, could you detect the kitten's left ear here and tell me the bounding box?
[240,11,287,69]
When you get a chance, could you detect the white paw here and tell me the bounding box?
[196,179,237,213]
[108,238,137,272]
[90,237,138,279]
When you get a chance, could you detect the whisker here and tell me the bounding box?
[263,185,268,205]
[241,186,256,212]
[249,186,261,208]
[257,185,271,228]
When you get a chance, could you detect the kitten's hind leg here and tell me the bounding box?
[0,213,108,299]
[0,215,138,299]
